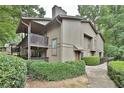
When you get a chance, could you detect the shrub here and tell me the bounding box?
[0,53,27,88]
[108,61,124,87]
[27,60,46,74]
[29,60,85,81]
[82,56,100,66]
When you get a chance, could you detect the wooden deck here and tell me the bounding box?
[17,33,48,60]
[18,33,48,48]
[30,33,48,47]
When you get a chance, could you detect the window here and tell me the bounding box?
[81,51,84,58]
[84,34,92,49]
[99,52,102,57]
[87,39,91,49]
[52,38,57,56]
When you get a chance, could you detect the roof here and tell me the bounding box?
[16,15,105,42]
[55,15,105,42]
[58,15,83,20]
[33,20,50,25]
[16,17,52,33]
[80,20,97,34]
[21,17,52,21]
[98,32,105,42]
[80,20,105,42]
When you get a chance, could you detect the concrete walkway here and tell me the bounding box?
[86,63,117,88]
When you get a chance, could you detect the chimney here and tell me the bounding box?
[52,5,67,18]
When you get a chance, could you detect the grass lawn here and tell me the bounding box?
[26,75,88,88]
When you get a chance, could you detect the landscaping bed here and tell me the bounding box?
[0,52,86,87]
[26,75,88,88]
[28,60,86,81]
[82,56,100,66]
[108,61,124,87]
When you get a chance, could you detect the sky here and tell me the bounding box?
[41,5,79,18]
[1,0,124,18]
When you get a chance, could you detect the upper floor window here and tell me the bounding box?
[81,51,84,58]
[84,34,92,49]
[51,38,57,56]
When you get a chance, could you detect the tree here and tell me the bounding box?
[20,5,46,17]
[78,5,100,25]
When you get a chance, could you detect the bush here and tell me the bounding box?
[0,53,27,88]
[29,60,85,81]
[27,60,46,75]
[108,61,124,87]
[82,56,100,66]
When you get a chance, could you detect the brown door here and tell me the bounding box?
[75,51,81,61]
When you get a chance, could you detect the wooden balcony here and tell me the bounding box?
[30,33,48,48]
[18,33,48,48]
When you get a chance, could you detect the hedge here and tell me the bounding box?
[29,60,85,81]
[108,61,124,87]
[27,60,46,75]
[82,56,100,66]
[0,53,27,88]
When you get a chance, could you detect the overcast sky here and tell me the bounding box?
[1,0,124,18]
[41,5,79,18]
[1,0,123,18]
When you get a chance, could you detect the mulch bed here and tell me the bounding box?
[26,75,88,88]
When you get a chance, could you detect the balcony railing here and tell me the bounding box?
[18,33,48,48]
[30,33,48,47]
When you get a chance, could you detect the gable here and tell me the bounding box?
[81,23,97,37]
[80,22,104,42]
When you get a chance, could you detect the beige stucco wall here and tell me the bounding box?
[96,34,104,57]
[80,23,97,57]
[61,19,82,47]
[47,25,61,62]
[60,19,104,62]
[60,44,75,62]
[60,19,81,62]
[46,19,104,62]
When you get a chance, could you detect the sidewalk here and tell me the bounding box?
[86,63,117,88]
